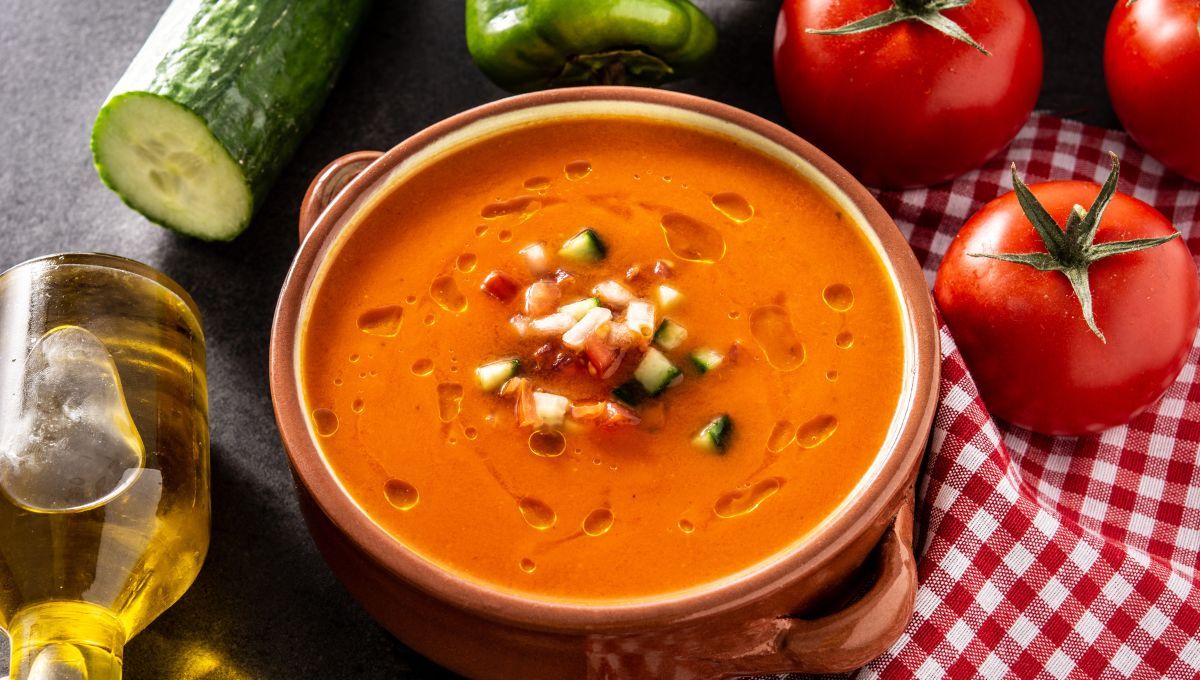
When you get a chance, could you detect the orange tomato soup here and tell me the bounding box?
[301,117,906,601]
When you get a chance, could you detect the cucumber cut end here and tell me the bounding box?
[92,92,252,241]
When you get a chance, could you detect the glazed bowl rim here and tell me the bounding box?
[269,86,938,631]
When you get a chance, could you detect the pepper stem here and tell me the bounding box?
[967,153,1181,342]
[806,0,990,54]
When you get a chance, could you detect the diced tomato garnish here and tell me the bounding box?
[584,334,621,378]
[625,264,645,284]
[482,271,519,301]
[570,401,608,420]
[653,260,674,278]
[602,401,641,427]
[570,400,641,428]
[554,269,575,287]
[728,341,744,364]
[512,379,540,427]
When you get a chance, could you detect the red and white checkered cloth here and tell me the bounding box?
[845,114,1200,678]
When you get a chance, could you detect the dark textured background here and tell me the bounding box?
[0,1,1116,677]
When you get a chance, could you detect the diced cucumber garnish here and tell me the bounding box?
[559,228,607,263]
[653,319,688,350]
[657,285,683,310]
[475,358,520,391]
[559,297,601,320]
[533,391,570,427]
[693,414,732,453]
[634,348,681,396]
[689,347,725,374]
[612,380,649,406]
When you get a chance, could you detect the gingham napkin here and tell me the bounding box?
[846,114,1200,678]
[591,114,1200,680]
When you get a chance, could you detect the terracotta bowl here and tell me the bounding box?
[270,87,939,678]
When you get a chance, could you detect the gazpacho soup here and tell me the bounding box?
[300,114,907,601]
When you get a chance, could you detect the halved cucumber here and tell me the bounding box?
[91,0,370,240]
[693,414,732,453]
[634,348,681,396]
[559,228,607,263]
[653,319,688,350]
[689,347,725,374]
[93,94,253,240]
[475,358,520,391]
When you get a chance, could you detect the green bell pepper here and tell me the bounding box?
[466,0,718,92]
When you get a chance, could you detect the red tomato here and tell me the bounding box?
[1105,0,1200,182]
[934,169,1198,435]
[773,0,1043,188]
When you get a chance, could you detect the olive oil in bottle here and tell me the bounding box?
[0,255,210,680]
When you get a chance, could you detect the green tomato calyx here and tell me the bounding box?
[806,0,991,55]
[968,153,1181,343]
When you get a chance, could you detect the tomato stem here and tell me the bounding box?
[967,153,1181,342]
[806,0,991,55]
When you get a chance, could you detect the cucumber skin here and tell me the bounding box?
[93,0,371,239]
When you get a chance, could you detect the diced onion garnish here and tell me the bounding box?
[524,280,561,317]
[656,284,683,309]
[533,391,570,427]
[562,307,612,350]
[593,280,634,308]
[519,242,550,274]
[626,299,656,338]
[529,312,576,335]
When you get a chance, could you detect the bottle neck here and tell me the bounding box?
[9,602,125,680]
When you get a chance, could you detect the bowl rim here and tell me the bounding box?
[269,86,939,632]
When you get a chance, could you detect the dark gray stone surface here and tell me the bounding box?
[0,1,1115,677]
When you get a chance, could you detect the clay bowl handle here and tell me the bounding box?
[298,151,383,242]
[588,492,919,678]
[775,489,917,673]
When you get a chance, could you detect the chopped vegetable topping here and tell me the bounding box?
[559,296,600,320]
[584,333,622,378]
[559,228,607,263]
[593,280,634,308]
[606,321,644,349]
[475,358,520,391]
[488,239,733,440]
[562,307,613,350]
[533,391,570,427]
[634,348,681,396]
[693,414,732,453]
[625,299,657,338]
[656,284,683,309]
[689,347,724,374]
[612,379,649,406]
[524,280,561,316]
[482,270,520,301]
[570,400,641,428]
[512,378,539,427]
[519,242,550,274]
[653,318,687,350]
[529,312,576,335]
